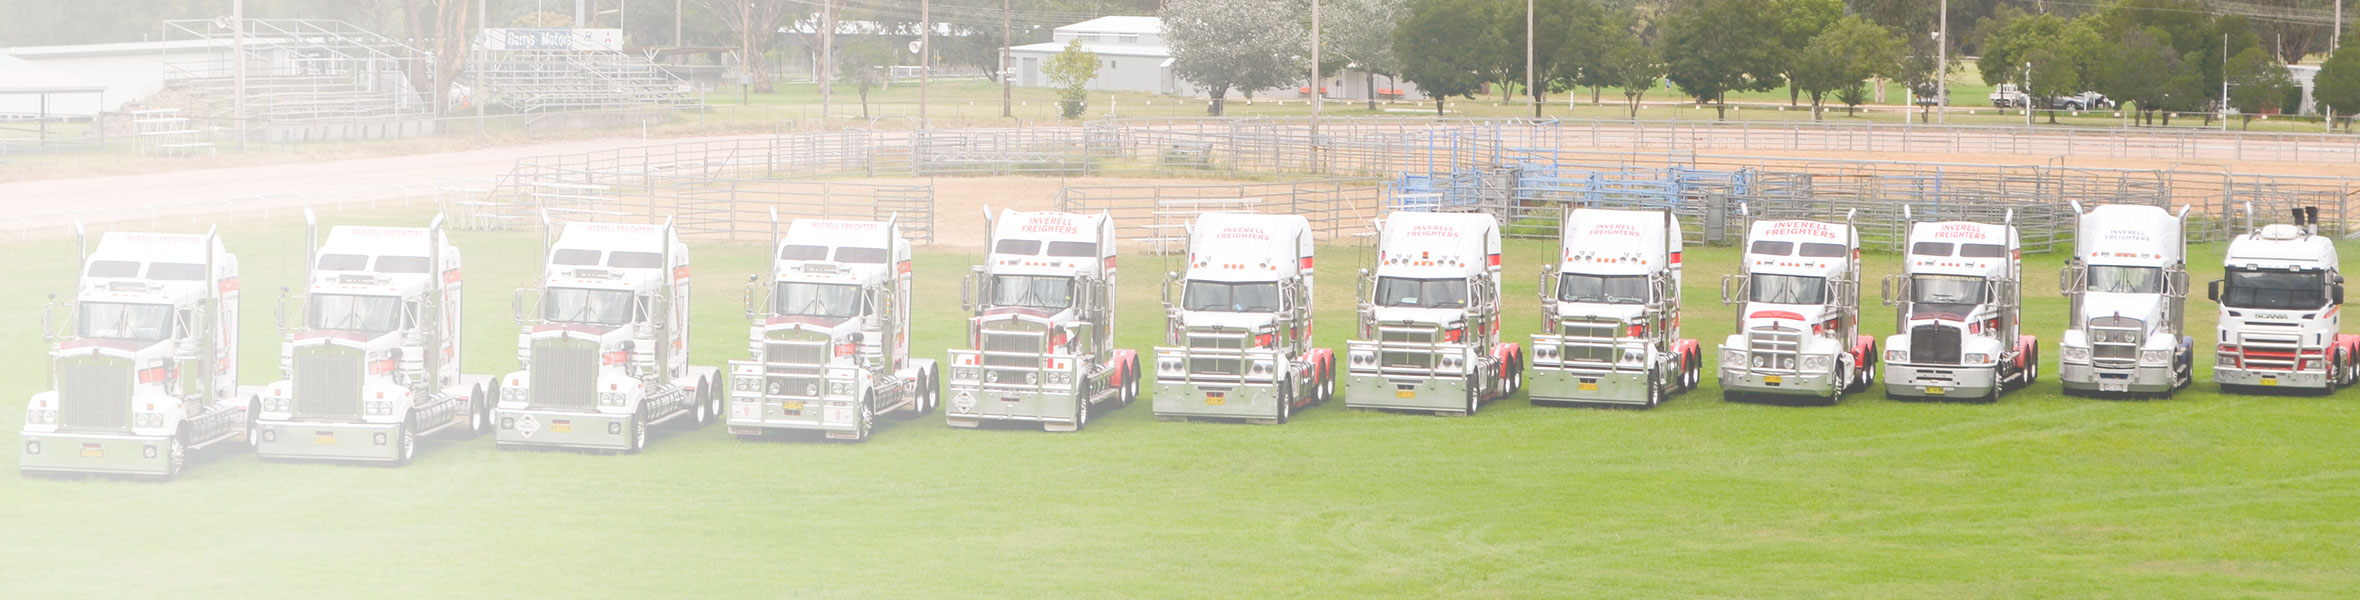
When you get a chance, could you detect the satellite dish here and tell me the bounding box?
[907,40,923,55]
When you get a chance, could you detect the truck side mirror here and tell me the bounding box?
[512,290,525,321]
[1162,271,1177,308]
[960,268,979,312]
[2206,280,2221,302]
[2335,284,2345,305]
[1356,268,1370,303]
[1719,275,1737,305]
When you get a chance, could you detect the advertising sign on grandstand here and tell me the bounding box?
[478,28,623,51]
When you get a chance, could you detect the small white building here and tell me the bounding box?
[1006,16,1194,95]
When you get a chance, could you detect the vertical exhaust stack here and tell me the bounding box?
[302,208,318,291]
[202,226,220,408]
[2306,206,2321,236]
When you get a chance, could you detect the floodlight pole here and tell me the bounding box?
[1002,0,1012,118]
[820,0,834,120]
[478,0,488,133]
[1937,0,1947,125]
[921,0,930,125]
[1311,0,1322,172]
[233,0,246,149]
[1527,0,1537,119]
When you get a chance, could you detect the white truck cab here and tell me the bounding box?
[1880,212,2039,402]
[1718,213,1877,405]
[2208,206,2360,393]
[1344,211,1521,415]
[947,208,1140,432]
[2059,203,2193,398]
[1155,212,1336,424]
[731,214,939,440]
[1529,207,1698,408]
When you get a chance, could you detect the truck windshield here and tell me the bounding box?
[2222,269,2325,309]
[1749,274,1826,304]
[77,302,174,341]
[544,288,635,326]
[775,282,862,318]
[1558,273,1648,304]
[1184,281,1282,312]
[2086,266,2162,294]
[990,275,1074,310]
[309,294,403,333]
[1375,277,1468,308]
[1911,275,1986,305]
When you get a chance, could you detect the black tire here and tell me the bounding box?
[856,398,875,442]
[1825,364,1848,406]
[692,388,711,427]
[1465,374,1481,416]
[394,418,417,467]
[164,433,189,481]
[245,397,262,447]
[1276,385,1292,424]
[1072,395,1090,432]
[624,410,647,454]
[1645,373,1663,408]
[1128,355,1144,405]
[467,388,490,437]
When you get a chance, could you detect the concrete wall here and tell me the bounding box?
[0,47,242,116]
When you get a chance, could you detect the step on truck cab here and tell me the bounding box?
[1344,211,1521,415]
[730,212,940,441]
[1155,213,1335,424]
[2208,206,2360,393]
[1879,210,2038,402]
[947,208,1140,432]
[497,217,721,452]
[1528,208,1698,408]
[2059,203,2194,398]
[257,212,493,465]
[23,227,259,479]
[1718,211,1877,405]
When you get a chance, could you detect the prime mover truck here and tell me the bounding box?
[947,208,1140,432]
[730,214,940,440]
[1154,212,1335,424]
[1879,211,2039,402]
[1717,213,1878,405]
[1343,211,1521,415]
[1527,208,1699,408]
[2208,206,2360,393]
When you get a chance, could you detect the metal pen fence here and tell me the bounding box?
[1052,179,1385,254]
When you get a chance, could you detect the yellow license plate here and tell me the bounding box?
[313,434,335,446]
[80,447,103,458]
[1764,375,1783,384]
[783,401,805,411]
[1926,386,1946,395]
[1393,389,1416,399]
[1206,395,1226,405]
[1577,383,1598,391]
[2261,378,2278,386]
[551,423,573,433]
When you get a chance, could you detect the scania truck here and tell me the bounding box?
[730,213,940,440]
[2059,203,2193,398]
[23,227,257,479]
[1879,211,2039,402]
[255,212,492,465]
[947,208,1140,432]
[2208,206,2360,394]
[1718,212,1877,405]
[1155,212,1335,424]
[496,218,720,452]
[1528,208,1698,408]
[1343,211,1521,415]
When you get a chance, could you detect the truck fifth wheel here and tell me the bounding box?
[2059,203,2194,398]
[1154,213,1335,424]
[22,227,259,479]
[1879,210,2039,402]
[2208,206,2360,394]
[1717,211,1877,405]
[729,213,940,441]
[1343,211,1520,415]
[496,218,720,452]
[946,208,1139,432]
[1528,208,1698,408]
[255,212,493,465]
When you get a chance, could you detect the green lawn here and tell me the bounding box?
[3,205,2357,597]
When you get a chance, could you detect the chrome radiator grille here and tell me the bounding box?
[981,330,1044,368]
[1747,326,1801,372]
[2089,316,2142,368]
[1910,324,1962,365]
[529,337,601,409]
[292,344,364,419]
[57,354,134,431]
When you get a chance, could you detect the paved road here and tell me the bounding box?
[0,132,777,234]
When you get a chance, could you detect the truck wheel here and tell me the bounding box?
[1645,373,1662,408]
[692,388,711,426]
[394,419,417,466]
[1126,355,1143,406]
[625,415,646,454]
[164,433,189,481]
[1464,374,1481,416]
[1685,352,1702,390]
[1072,396,1090,431]
[1320,357,1336,404]
[468,388,489,436]
[857,400,875,441]
[245,398,262,447]
[1277,386,1293,424]
[1825,364,1849,406]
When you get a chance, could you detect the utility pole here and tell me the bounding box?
[1311,0,1322,172]
[2221,32,2231,131]
[1527,0,1538,119]
[478,0,488,133]
[1937,0,1948,125]
[675,0,683,47]
[820,0,834,120]
[233,0,246,149]
[921,0,930,125]
[576,0,587,29]
[1002,0,1012,118]
[2337,0,2345,57]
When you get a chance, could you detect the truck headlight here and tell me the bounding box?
[1158,358,1182,376]
[1885,349,1908,363]
[1024,372,1039,385]
[1800,355,1831,372]
[135,413,163,428]
[986,371,1000,383]
[26,409,55,425]
[500,387,524,403]
[1532,345,1556,361]
[364,400,393,416]
[1619,349,1644,365]
[598,391,627,407]
[828,380,855,396]
[1349,351,1375,366]
[1964,353,1993,365]
[735,376,760,392]
[1439,354,1462,373]
[2062,346,2089,362]
[2139,349,2171,365]
[1722,348,1745,366]
[1750,354,1766,368]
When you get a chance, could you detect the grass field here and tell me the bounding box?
[4,207,2358,598]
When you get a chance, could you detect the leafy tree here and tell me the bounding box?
[1567,5,1636,105]
[839,37,895,119]
[1163,0,1307,115]
[2315,34,2360,130]
[1325,0,1409,111]
[2225,46,2291,129]
[1765,0,1842,106]
[1789,17,1902,120]
[1394,0,1498,115]
[1981,12,2102,123]
[1042,40,1100,118]
[1660,0,1782,120]
[2096,27,2182,126]
[696,0,804,93]
[1590,28,1662,118]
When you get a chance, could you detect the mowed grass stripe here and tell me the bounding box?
[0,208,2354,598]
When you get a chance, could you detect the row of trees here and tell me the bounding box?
[1975,2,2295,126]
